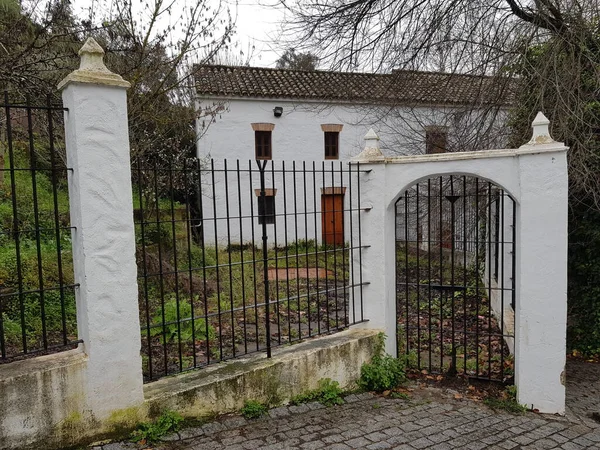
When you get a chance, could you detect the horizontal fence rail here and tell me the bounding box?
[133,158,367,382]
[396,175,516,382]
[0,92,80,363]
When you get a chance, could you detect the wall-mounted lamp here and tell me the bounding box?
[273,106,283,118]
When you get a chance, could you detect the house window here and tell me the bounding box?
[251,123,275,160]
[255,131,272,160]
[321,124,343,160]
[324,132,339,159]
[425,126,448,154]
[254,189,276,224]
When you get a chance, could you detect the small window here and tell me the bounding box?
[324,132,339,160]
[425,127,448,154]
[255,130,272,160]
[258,196,275,224]
[255,189,277,225]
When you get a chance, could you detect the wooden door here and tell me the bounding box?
[321,194,344,246]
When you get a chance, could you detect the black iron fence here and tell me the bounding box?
[0,92,79,363]
[133,158,367,382]
[396,175,515,382]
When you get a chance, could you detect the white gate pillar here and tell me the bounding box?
[58,38,144,419]
[514,113,568,414]
[351,130,397,356]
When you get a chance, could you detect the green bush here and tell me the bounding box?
[358,333,406,393]
[240,400,268,419]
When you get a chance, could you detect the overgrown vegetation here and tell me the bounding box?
[483,386,527,414]
[130,410,184,444]
[290,378,344,406]
[0,140,77,357]
[240,400,268,419]
[358,333,406,393]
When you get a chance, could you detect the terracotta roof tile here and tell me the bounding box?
[195,65,514,106]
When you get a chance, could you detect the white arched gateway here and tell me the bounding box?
[351,113,568,414]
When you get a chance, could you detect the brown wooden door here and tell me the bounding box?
[321,194,344,246]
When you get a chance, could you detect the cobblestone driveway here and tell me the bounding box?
[99,361,600,450]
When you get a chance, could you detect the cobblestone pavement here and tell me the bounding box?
[98,361,600,450]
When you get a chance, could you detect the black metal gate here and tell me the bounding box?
[396,175,515,382]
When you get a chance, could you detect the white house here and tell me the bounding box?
[194,65,513,245]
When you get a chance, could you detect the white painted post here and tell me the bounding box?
[58,38,144,418]
[514,112,568,414]
[351,130,397,356]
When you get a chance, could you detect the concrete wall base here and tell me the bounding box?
[144,328,381,419]
[0,328,381,449]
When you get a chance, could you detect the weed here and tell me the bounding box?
[389,391,410,400]
[483,385,527,414]
[240,400,268,419]
[130,410,184,444]
[290,378,344,406]
[359,333,406,393]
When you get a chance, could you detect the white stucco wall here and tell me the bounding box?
[195,97,508,245]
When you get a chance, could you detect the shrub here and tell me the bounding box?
[358,333,406,393]
[241,400,267,419]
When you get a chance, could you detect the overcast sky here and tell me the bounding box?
[72,0,287,67]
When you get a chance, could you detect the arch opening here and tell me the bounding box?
[395,174,516,382]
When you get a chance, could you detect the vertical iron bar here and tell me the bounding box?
[427,179,432,372]
[47,94,68,347]
[271,161,281,345]
[356,162,364,321]
[5,92,27,354]
[167,159,183,372]
[331,160,339,330]
[475,178,480,376]
[500,189,506,380]
[236,160,248,354]
[197,158,211,365]
[136,159,153,379]
[404,191,410,360]
[182,158,198,368]
[449,176,457,376]
[257,160,271,358]
[415,183,421,369]
[487,182,493,378]
[439,176,444,371]
[224,160,236,357]
[292,162,302,339]
[26,95,47,349]
[462,176,468,375]
[302,161,311,337]
[340,161,347,327]
[281,161,292,342]
[152,162,168,376]
[321,161,329,333]
[348,161,356,324]
[248,160,260,351]
[312,161,321,335]
[210,159,223,360]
